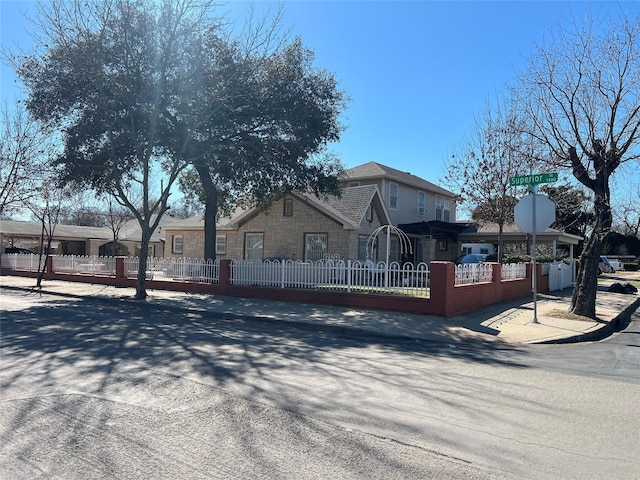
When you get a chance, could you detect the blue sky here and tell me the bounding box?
[0,1,633,189]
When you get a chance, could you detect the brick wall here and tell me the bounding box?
[3,257,549,318]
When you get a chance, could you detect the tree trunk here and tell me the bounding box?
[36,219,47,288]
[194,163,218,261]
[568,146,613,319]
[569,233,599,318]
[497,221,504,263]
[135,229,151,300]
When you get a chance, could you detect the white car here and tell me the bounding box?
[598,256,614,274]
[608,258,624,272]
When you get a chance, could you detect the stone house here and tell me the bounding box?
[163,184,393,262]
[163,161,467,264]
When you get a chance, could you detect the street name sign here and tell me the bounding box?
[509,172,558,187]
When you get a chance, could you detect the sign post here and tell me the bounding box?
[512,173,558,324]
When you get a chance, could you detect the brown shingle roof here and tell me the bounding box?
[323,184,378,226]
[345,161,455,197]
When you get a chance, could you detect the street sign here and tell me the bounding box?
[514,194,556,233]
[509,172,558,187]
[513,193,557,324]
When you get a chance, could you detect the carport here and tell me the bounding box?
[458,222,583,259]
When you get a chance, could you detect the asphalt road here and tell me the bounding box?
[1,289,638,479]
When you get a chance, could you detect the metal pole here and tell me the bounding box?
[385,226,390,288]
[532,188,539,324]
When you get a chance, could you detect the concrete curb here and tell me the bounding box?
[4,281,638,346]
[534,296,640,344]
[0,284,433,345]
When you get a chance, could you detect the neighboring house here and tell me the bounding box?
[461,243,496,256]
[458,222,582,259]
[163,184,393,262]
[0,216,184,257]
[0,219,113,255]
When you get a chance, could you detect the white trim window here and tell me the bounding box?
[245,233,263,260]
[172,235,183,254]
[304,233,327,262]
[216,235,227,255]
[435,196,451,222]
[417,191,426,216]
[389,183,398,210]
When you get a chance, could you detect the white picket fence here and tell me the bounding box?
[2,253,539,296]
[454,263,494,285]
[501,262,527,280]
[230,259,430,297]
[51,255,116,275]
[124,257,220,284]
[1,253,47,272]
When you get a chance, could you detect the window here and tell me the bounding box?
[172,235,183,254]
[283,198,293,216]
[435,196,451,222]
[348,181,360,187]
[417,191,426,216]
[389,236,400,262]
[245,233,263,260]
[389,183,398,210]
[216,235,227,255]
[304,233,327,262]
[366,204,373,222]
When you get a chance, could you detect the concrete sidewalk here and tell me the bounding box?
[1,272,639,345]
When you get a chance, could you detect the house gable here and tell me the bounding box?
[344,161,457,225]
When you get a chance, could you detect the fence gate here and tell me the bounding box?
[548,261,574,291]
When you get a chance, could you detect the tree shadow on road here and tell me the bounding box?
[1,292,535,479]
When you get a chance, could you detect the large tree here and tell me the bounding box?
[445,98,543,260]
[15,0,218,299]
[514,10,640,318]
[176,23,347,260]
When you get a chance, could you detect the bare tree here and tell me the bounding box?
[514,9,640,318]
[26,179,70,288]
[612,165,640,236]
[0,101,48,217]
[104,196,134,256]
[444,97,543,260]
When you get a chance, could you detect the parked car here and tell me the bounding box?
[456,254,488,264]
[598,256,614,274]
[4,247,34,254]
[607,258,624,272]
